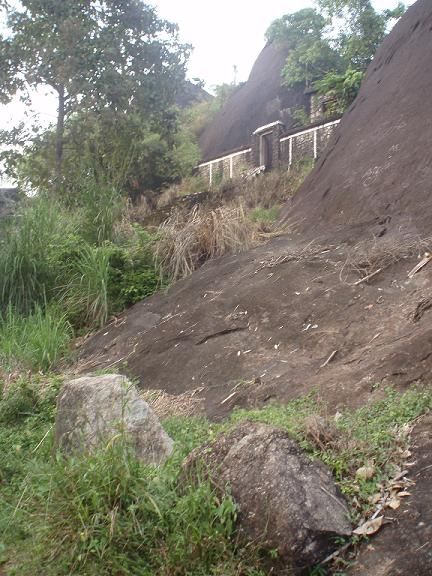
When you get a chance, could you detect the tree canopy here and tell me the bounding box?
[0,0,191,192]
[267,1,405,110]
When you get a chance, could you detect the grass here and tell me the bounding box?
[250,206,279,226]
[0,306,73,372]
[1,376,430,576]
[230,388,432,520]
[0,196,77,315]
[59,243,110,329]
[156,203,256,281]
[0,380,265,576]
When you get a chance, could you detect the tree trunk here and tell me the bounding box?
[55,84,65,194]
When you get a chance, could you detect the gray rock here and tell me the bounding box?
[183,421,352,572]
[0,188,19,218]
[55,374,173,464]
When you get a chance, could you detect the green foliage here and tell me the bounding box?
[314,68,364,114]
[5,109,201,200]
[0,381,430,575]
[266,8,342,88]
[268,2,405,111]
[0,1,193,195]
[0,306,73,372]
[250,206,279,225]
[316,0,406,70]
[59,244,110,329]
[180,82,238,143]
[0,191,162,344]
[0,379,264,576]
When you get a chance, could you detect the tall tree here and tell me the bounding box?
[0,0,190,191]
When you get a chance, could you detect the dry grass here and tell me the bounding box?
[155,203,258,281]
[141,388,205,419]
[237,164,311,210]
[342,235,432,282]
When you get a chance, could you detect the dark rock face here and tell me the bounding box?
[175,80,212,109]
[183,422,351,572]
[0,188,19,218]
[282,0,432,240]
[55,374,173,464]
[199,42,307,161]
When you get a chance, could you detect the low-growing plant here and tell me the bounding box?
[250,206,280,226]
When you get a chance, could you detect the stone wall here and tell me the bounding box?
[197,148,252,185]
[197,118,340,185]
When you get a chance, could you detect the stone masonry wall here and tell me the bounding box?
[197,119,340,185]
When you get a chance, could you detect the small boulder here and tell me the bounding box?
[55,374,173,464]
[183,421,351,572]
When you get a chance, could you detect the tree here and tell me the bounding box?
[0,0,190,192]
[266,8,342,88]
[4,109,200,201]
[267,2,405,110]
[317,0,406,70]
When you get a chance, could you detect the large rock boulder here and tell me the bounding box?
[183,421,351,572]
[55,374,173,464]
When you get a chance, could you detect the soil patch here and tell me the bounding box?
[79,232,432,420]
[349,414,432,576]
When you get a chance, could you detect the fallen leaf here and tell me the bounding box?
[398,491,411,497]
[356,465,376,481]
[370,493,382,505]
[387,497,401,510]
[353,516,384,536]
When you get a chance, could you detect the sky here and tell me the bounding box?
[153,0,407,90]
[0,0,412,185]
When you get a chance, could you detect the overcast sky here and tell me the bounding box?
[0,0,412,184]
[154,0,408,89]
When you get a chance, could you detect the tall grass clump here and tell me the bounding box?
[0,196,77,314]
[0,306,73,372]
[59,243,110,329]
[78,179,124,245]
[156,204,256,281]
[18,442,250,576]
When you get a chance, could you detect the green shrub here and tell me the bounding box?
[0,306,73,372]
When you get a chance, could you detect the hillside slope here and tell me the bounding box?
[282,0,432,239]
[80,2,432,572]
